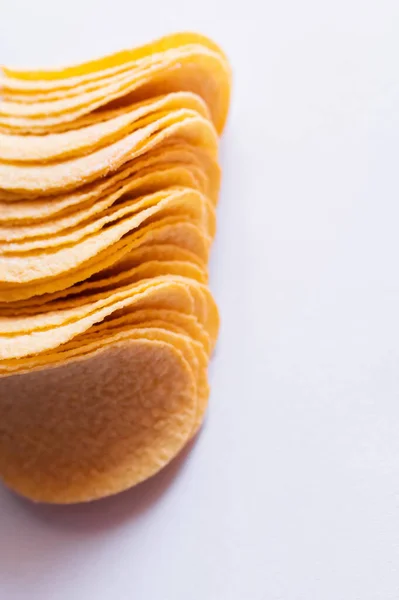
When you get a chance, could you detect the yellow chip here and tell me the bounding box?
[0,44,231,135]
[0,165,207,242]
[2,32,228,83]
[0,93,210,163]
[0,278,194,334]
[1,186,209,253]
[0,112,217,195]
[1,322,210,438]
[0,338,197,502]
[0,244,207,312]
[0,189,208,288]
[0,275,218,355]
[0,218,209,302]
[0,143,220,224]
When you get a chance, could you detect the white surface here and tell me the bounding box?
[2,1,399,598]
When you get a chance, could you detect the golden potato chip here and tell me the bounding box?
[0,276,218,363]
[0,270,217,337]
[0,320,209,440]
[0,244,207,313]
[1,307,211,366]
[0,93,209,163]
[0,280,195,358]
[0,189,207,285]
[2,32,228,83]
[0,165,206,242]
[11,327,206,415]
[0,278,193,334]
[5,322,210,452]
[0,112,217,195]
[1,186,209,253]
[0,45,230,135]
[0,219,209,302]
[0,339,197,502]
[0,144,220,225]
[1,64,207,103]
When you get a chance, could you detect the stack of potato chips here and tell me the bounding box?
[0,33,231,503]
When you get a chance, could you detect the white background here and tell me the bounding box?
[1,1,399,598]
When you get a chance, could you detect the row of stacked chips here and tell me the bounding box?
[0,33,231,503]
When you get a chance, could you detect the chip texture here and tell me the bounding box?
[0,31,230,503]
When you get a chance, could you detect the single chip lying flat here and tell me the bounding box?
[0,31,230,503]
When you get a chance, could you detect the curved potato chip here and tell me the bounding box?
[0,113,217,195]
[0,93,210,164]
[2,32,228,83]
[0,143,220,221]
[0,218,209,302]
[1,63,206,103]
[0,244,207,312]
[0,47,230,135]
[1,186,209,253]
[0,319,209,433]
[1,322,210,443]
[0,338,197,502]
[0,189,207,282]
[0,165,206,241]
[0,280,193,358]
[0,276,217,359]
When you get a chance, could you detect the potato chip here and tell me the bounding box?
[0,45,230,135]
[3,327,207,419]
[0,278,193,334]
[0,219,209,302]
[2,32,228,83]
[1,186,210,253]
[0,189,207,284]
[0,144,220,225]
[0,339,197,502]
[0,166,206,242]
[0,275,218,357]
[0,244,207,312]
[0,112,217,195]
[0,321,209,440]
[0,93,210,163]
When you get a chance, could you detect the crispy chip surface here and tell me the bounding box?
[0,31,230,503]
